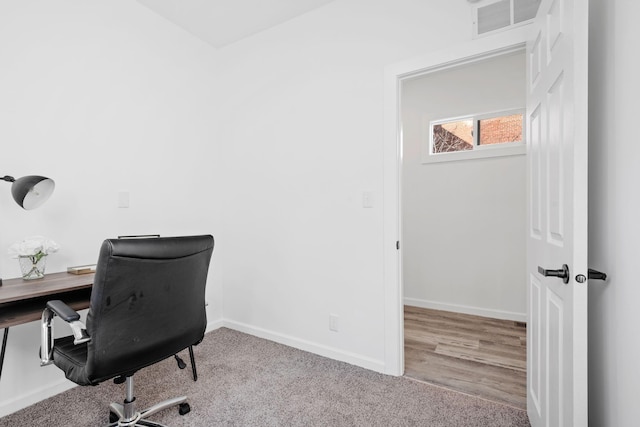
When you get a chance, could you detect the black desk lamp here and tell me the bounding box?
[2,175,55,210]
[1,174,56,285]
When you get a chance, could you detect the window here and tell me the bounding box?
[426,110,525,163]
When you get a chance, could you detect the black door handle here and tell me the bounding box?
[538,264,570,284]
[588,269,607,281]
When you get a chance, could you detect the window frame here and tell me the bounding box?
[423,108,526,164]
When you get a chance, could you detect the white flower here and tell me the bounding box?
[8,236,60,259]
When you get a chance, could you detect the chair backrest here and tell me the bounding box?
[84,235,214,383]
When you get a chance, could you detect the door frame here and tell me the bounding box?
[382,27,529,376]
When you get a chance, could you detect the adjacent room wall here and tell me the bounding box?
[0,0,220,416]
[401,52,527,321]
[588,0,640,426]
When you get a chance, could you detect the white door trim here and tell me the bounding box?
[382,26,529,376]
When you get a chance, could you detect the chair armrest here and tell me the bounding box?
[40,300,91,367]
[47,300,81,322]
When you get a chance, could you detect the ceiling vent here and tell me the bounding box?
[472,0,541,37]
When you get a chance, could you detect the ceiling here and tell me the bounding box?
[137,0,336,48]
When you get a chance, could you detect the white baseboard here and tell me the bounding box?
[404,297,526,322]
[222,319,386,374]
[0,379,76,418]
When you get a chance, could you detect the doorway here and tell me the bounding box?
[381,29,530,377]
[397,48,528,407]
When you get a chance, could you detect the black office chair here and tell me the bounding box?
[117,234,199,381]
[40,235,214,426]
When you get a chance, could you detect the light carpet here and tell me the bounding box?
[0,328,530,426]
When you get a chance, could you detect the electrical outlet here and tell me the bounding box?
[329,314,339,332]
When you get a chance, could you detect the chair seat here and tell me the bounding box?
[52,335,91,386]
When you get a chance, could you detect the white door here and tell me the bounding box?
[526,0,589,425]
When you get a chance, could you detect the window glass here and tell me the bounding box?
[478,114,523,145]
[432,120,473,153]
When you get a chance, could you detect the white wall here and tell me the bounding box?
[214,0,473,370]
[0,0,221,416]
[401,52,527,321]
[588,0,640,425]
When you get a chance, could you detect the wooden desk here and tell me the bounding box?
[0,272,94,379]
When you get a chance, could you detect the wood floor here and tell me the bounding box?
[404,306,527,409]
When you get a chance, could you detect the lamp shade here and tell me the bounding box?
[10,175,55,210]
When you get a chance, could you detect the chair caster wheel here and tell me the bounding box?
[179,402,190,415]
[175,354,187,369]
[109,411,118,423]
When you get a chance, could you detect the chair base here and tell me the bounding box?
[105,376,190,427]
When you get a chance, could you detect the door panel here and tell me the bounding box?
[546,292,563,425]
[530,104,542,238]
[529,275,542,413]
[547,72,565,245]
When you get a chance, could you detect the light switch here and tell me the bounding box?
[118,191,130,208]
[362,191,374,208]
